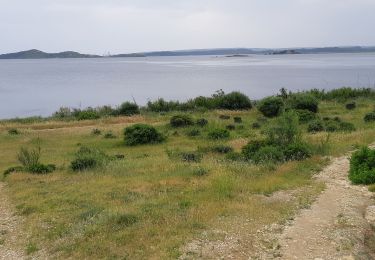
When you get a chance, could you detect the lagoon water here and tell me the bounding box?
[1,53,375,119]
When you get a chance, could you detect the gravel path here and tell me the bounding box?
[0,182,26,259]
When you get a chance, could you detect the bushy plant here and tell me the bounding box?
[283,143,311,161]
[28,163,56,174]
[146,98,181,112]
[252,146,284,164]
[257,96,284,118]
[124,124,164,146]
[53,107,73,119]
[91,128,101,135]
[234,117,242,123]
[104,131,117,139]
[181,152,202,163]
[8,128,20,135]
[364,112,375,122]
[117,102,140,116]
[170,115,194,128]
[219,115,230,120]
[296,109,316,123]
[242,140,268,160]
[307,120,325,133]
[226,124,236,131]
[218,92,252,110]
[265,111,301,146]
[212,145,233,154]
[325,121,339,132]
[339,122,356,132]
[71,146,111,171]
[18,147,41,168]
[76,110,100,121]
[345,102,356,110]
[208,129,230,140]
[186,129,200,137]
[196,118,208,127]
[349,147,375,184]
[288,94,319,113]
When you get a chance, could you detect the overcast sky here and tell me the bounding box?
[1,0,375,55]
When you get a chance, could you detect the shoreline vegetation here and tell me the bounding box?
[1,86,375,258]
[1,46,375,59]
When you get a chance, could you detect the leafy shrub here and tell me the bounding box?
[170,115,194,128]
[252,146,284,164]
[53,107,73,119]
[117,102,140,116]
[307,120,325,133]
[252,122,261,129]
[212,145,233,154]
[124,124,164,146]
[181,152,202,163]
[28,163,56,174]
[296,109,316,123]
[283,143,311,161]
[91,128,101,135]
[8,128,20,135]
[104,131,117,139]
[76,110,100,121]
[3,166,24,176]
[146,98,181,112]
[346,102,356,110]
[226,124,236,131]
[257,96,284,118]
[234,117,242,123]
[186,129,200,137]
[265,111,301,146]
[196,118,208,127]
[208,129,230,140]
[349,147,375,184]
[325,121,339,132]
[71,147,111,171]
[339,122,356,132]
[242,140,268,160]
[288,94,319,113]
[364,112,375,123]
[218,92,252,110]
[219,115,230,120]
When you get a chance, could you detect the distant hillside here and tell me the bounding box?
[0,49,101,59]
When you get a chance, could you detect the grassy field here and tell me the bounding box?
[1,97,374,259]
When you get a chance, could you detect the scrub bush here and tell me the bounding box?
[349,147,375,184]
[288,94,319,113]
[257,96,284,118]
[208,129,230,140]
[124,124,164,146]
[170,115,194,128]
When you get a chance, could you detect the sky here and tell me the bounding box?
[1,0,375,55]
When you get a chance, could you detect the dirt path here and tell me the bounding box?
[0,182,26,259]
[275,153,375,259]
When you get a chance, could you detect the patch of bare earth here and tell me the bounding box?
[180,146,375,259]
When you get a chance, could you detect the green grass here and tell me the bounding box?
[0,98,374,259]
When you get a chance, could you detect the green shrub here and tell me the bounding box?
[186,129,200,137]
[170,115,194,128]
[288,94,319,113]
[212,145,233,154]
[226,124,236,131]
[257,96,284,118]
[76,110,100,121]
[242,140,267,160]
[104,131,117,139]
[265,111,301,146]
[28,163,56,174]
[146,98,181,112]
[117,102,140,116]
[339,122,356,132]
[71,147,111,171]
[218,92,252,110]
[124,124,164,146]
[252,146,284,164]
[17,147,41,168]
[283,143,311,161]
[296,109,316,123]
[181,152,202,163]
[208,129,230,140]
[8,128,20,135]
[364,112,375,123]
[219,115,230,120]
[307,120,325,133]
[234,117,242,123]
[196,118,208,127]
[345,102,356,110]
[91,128,101,135]
[349,147,375,184]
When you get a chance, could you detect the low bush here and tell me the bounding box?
[208,129,230,140]
[117,102,140,116]
[283,143,311,161]
[28,163,56,174]
[124,124,164,146]
[288,94,319,113]
[212,145,233,154]
[307,120,325,133]
[181,152,202,163]
[218,91,252,110]
[8,128,20,135]
[226,124,236,131]
[76,110,100,121]
[265,111,301,146]
[146,98,181,112]
[325,121,339,132]
[186,129,200,137]
[219,115,230,120]
[364,112,375,123]
[345,102,356,110]
[257,96,284,118]
[252,146,284,164]
[296,109,316,123]
[196,118,208,127]
[104,131,117,139]
[91,128,101,135]
[71,147,111,171]
[349,147,375,184]
[339,122,356,132]
[242,140,268,160]
[170,115,194,128]
[234,117,242,123]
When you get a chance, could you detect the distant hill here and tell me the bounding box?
[0,49,101,59]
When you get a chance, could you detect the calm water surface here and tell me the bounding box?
[1,53,375,119]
